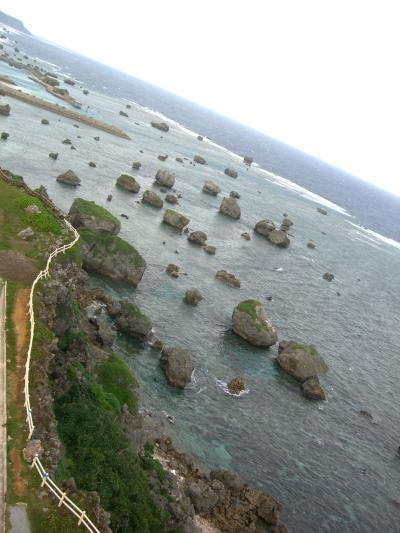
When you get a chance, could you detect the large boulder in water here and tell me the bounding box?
[219,197,241,219]
[69,198,120,235]
[56,170,81,186]
[80,229,146,287]
[302,377,326,400]
[254,219,276,237]
[0,104,10,116]
[188,231,207,245]
[276,341,328,382]
[160,347,193,389]
[163,209,190,230]
[268,229,290,248]
[116,174,140,193]
[224,168,238,178]
[202,180,221,196]
[232,300,277,347]
[155,169,175,188]
[108,300,152,341]
[151,121,169,132]
[193,155,206,164]
[142,190,163,208]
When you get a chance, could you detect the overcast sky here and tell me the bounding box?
[4,1,400,195]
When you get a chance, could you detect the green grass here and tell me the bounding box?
[70,198,120,227]
[237,299,260,321]
[121,301,150,323]
[79,229,145,268]
[97,354,138,415]
[286,342,318,355]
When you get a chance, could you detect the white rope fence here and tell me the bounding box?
[23,219,101,533]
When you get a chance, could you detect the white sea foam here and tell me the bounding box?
[348,222,400,250]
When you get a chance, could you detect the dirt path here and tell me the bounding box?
[0,282,7,530]
[9,288,30,499]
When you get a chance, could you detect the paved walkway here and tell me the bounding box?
[0,282,7,531]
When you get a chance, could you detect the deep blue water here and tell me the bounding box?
[6,27,400,243]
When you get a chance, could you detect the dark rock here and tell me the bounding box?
[230,190,240,199]
[1,131,9,140]
[307,240,316,249]
[111,301,152,341]
[302,377,326,400]
[158,154,168,161]
[193,155,206,164]
[241,232,251,240]
[232,300,277,347]
[219,197,241,219]
[56,170,81,186]
[62,138,72,145]
[276,341,328,382]
[142,190,163,208]
[225,168,238,178]
[151,121,169,132]
[155,169,175,188]
[323,272,334,282]
[216,270,240,288]
[119,110,128,117]
[166,264,180,278]
[83,89,89,95]
[163,209,190,230]
[93,136,100,141]
[116,174,140,193]
[64,78,76,86]
[176,157,184,163]
[132,161,142,170]
[107,194,112,202]
[41,118,49,125]
[317,207,328,215]
[88,161,96,167]
[160,347,193,388]
[243,155,253,166]
[268,230,290,248]
[197,135,203,141]
[257,494,282,525]
[227,376,245,394]
[188,231,207,245]
[255,219,276,237]
[203,245,216,255]
[202,180,221,196]
[184,289,203,305]
[151,339,164,352]
[165,194,178,204]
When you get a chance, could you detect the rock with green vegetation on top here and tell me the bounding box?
[108,300,152,341]
[232,300,277,347]
[56,170,81,186]
[80,229,146,286]
[69,198,121,235]
[116,174,140,193]
[163,209,190,230]
[160,346,193,388]
[276,341,328,382]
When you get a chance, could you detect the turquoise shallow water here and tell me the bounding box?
[1,61,400,532]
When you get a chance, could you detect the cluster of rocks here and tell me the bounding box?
[254,219,290,248]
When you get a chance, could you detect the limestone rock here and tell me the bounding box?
[227,377,245,394]
[151,121,169,132]
[160,347,193,388]
[323,272,334,282]
[219,197,241,219]
[230,190,240,199]
[302,377,326,400]
[155,169,175,188]
[241,232,251,240]
[69,198,121,235]
[268,229,290,248]
[142,190,163,208]
[0,104,10,116]
[216,270,240,288]
[188,231,207,245]
[224,168,238,178]
[116,174,140,193]
[23,440,43,462]
[17,226,34,240]
[56,170,81,186]
[165,194,178,205]
[109,301,152,342]
[158,154,168,161]
[276,341,328,382]
[193,155,206,164]
[203,245,216,255]
[202,180,221,196]
[163,209,190,230]
[166,264,180,278]
[254,219,276,237]
[232,300,277,347]
[184,289,203,305]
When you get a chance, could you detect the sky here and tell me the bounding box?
[3,0,400,195]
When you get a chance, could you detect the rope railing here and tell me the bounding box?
[22,219,101,533]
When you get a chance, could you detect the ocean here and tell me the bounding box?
[1,26,400,532]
